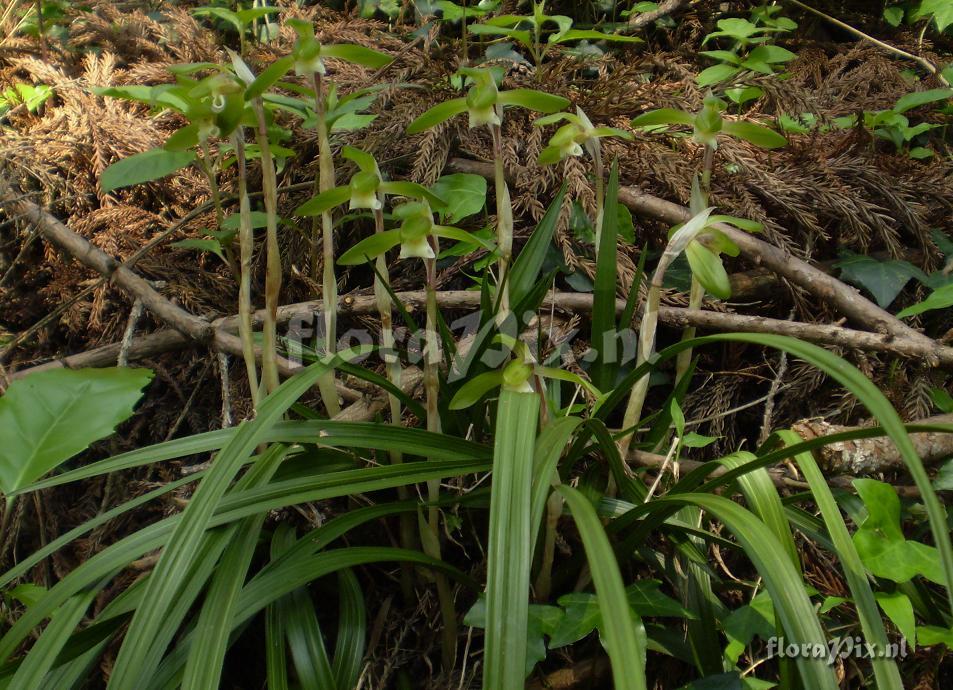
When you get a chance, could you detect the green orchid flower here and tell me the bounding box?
[287,19,392,77]
[534,107,632,165]
[337,200,494,265]
[449,338,602,409]
[631,94,787,150]
[406,67,569,134]
[294,146,446,217]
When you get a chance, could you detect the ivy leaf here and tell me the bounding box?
[852,479,945,584]
[834,253,927,308]
[430,174,488,223]
[626,580,696,619]
[548,593,602,648]
[100,148,196,193]
[874,591,916,643]
[0,368,153,498]
[883,6,904,26]
[723,592,774,664]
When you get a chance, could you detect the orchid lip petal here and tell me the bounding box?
[398,237,435,260]
[468,106,501,129]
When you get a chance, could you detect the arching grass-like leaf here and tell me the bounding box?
[557,485,647,690]
[774,430,903,690]
[483,391,539,689]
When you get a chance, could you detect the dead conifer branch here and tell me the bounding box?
[792,414,953,473]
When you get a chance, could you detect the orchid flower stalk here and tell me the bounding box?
[338,198,488,670]
[535,107,632,252]
[407,67,568,322]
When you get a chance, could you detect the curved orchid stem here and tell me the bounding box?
[490,119,513,322]
[251,99,281,397]
[309,71,341,417]
[232,130,259,411]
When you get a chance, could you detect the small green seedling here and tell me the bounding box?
[469,1,641,70]
[697,5,797,87]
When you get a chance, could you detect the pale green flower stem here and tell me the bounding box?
[232,130,259,410]
[309,71,341,417]
[490,120,513,321]
[251,99,281,397]
[675,144,716,385]
[422,244,458,670]
[374,204,416,599]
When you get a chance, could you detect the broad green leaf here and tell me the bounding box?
[696,63,741,87]
[496,88,570,113]
[874,591,915,644]
[553,29,643,44]
[406,98,468,133]
[294,186,351,217]
[852,478,945,584]
[483,391,540,687]
[631,108,694,128]
[685,241,731,299]
[893,87,953,114]
[192,7,241,31]
[337,230,402,264]
[235,6,279,24]
[699,50,742,65]
[915,0,953,31]
[0,368,152,498]
[172,238,226,262]
[100,148,196,192]
[163,124,200,151]
[724,85,764,105]
[721,121,787,148]
[917,625,953,646]
[319,44,393,69]
[746,44,796,64]
[430,174,487,223]
[245,56,294,101]
[835,253,926,308]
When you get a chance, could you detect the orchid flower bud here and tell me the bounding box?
[466,82,501,129]
[501,358,534,393]
[395,202,436,260]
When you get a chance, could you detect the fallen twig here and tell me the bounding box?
[446,157,943,363]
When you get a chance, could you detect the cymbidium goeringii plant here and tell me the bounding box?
[534,106,632,250]
[407,67,568,318]
[287,17,391,412]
